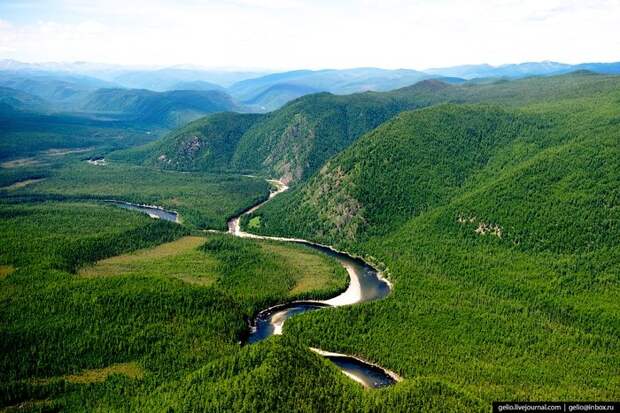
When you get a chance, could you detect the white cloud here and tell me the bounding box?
[0,0,618,69]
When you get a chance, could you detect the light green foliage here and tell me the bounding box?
[247,216,261,229]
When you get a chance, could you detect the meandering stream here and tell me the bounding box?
[111,179,400,388]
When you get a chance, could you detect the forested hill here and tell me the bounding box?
[141,112,265,172]
[238,73,619,406]
[230,91,431,182]
[248,74,620,249]
[142,71,618,184]
[140,89,427,181]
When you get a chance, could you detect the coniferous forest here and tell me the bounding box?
[0,12,619,407]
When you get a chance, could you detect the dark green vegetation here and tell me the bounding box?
[1,71,618,412]
[146,71,620,186]
[3,160,269,230]
[246,73,620,404]
[0,200,351,411]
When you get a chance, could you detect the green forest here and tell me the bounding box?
[246,74,620,403]
[1,71,618,412]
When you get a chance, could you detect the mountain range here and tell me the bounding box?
[2,59,620,112]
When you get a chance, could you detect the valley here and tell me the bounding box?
[0,69,618,412]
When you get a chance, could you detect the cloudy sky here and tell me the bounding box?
[0,0,618,70]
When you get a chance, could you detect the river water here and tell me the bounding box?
[110,181,399,388]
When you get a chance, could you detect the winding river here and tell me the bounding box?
[112,179,400,388]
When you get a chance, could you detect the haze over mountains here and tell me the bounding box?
[2,59,620,114]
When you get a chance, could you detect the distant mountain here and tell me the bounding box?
[169,80,225,92]
[242,83,321,112]
[0,70,117,103]
[425,61,571,78]
[425,60,620,79]
[574,62,620,74]
[0,87,49,113]
[3,59,619,112]
[228,68,431,109]
[110,68,266,91]
[0,60,266,89]
[78,88,237,127]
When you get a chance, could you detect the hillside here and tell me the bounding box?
[242,83,320,112]
[240,78,620,403]
[79,88,237,128]
[248,96,620,246]
[140,89,428,182]
[143,112,264,171]
[143,72,619,185]
[0,87,49,113]
[230,91,430,183]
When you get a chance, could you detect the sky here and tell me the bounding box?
[0,0,618,70]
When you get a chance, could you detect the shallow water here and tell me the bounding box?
[231,181,399,388]
[110,201,178,223]
[320,353,398,388]
[111,182,399,388]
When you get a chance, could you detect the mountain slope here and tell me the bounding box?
[79,88,237,127]
[230,91,428,183]
[146,72,619,185]
[248,75,620,247]
[241,79,620,403]
[144,112,264,171]
[228,68,431,110]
